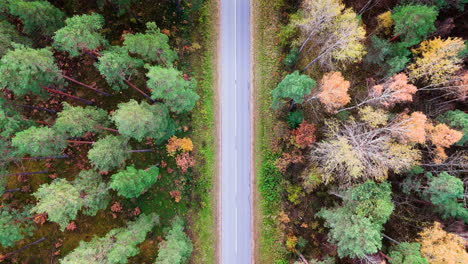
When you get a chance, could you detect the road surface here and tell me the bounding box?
[220,0,252,263]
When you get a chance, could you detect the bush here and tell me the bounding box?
[287,110,304,128]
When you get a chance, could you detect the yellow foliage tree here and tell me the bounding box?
[166,136,194,156]
[408,37,465,86]
[419,222,468,264]
[376,11,393,36]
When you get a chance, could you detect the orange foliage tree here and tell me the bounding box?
[275,150,305,173]
[369,73,417,108]
[419,222,468,264]
[291,121,316,148]
[394,112,427,144]
[307,71,351,113]
[166,136,193,156]
[426,123,463,163]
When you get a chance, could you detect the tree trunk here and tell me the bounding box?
[124,79,154,102]
[382,234,401,244]
[18,155,70,160]
[388,33,401,43]
[0,170,49,178]
[4,188,21,193]
[1,237,46,260]
[42,86,94,105]
[14,104,57,114]
[61,74,110,96]
[94,125,119,133]
[35,120,53,126]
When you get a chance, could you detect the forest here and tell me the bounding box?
[255,0,467,263]
[0,0,216,263]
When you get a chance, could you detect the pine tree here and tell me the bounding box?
[54,103,110,137]
[317,181,394,258]
[392,5,438,47]
[0,108,33,138]
[53,13,108,57]
[30,178,82,230]
[123,22,177,65]
[0,20,31,58]
[0,205,34,248]
[73,170,110,216]
[0,46,64,97]
[146,66,200,113]
[12,126,67,157]
[8,0,64,36]
[154,217,193,264]
[388,242,428,264]
[271,71,316,109]
[110,166,158,198]
[88,135,130,171]
[95,46,144,91]
[111,100,171,142]
[60,213,159,264]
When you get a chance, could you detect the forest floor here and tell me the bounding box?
[252,0,288,263]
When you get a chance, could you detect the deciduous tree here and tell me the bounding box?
[8,0,64,36]
[154,216,193,264]
[290,121,316,148]
[308,71,350,112]
[166,136,193,156]
[12,126,67,157]
[437,109,467,146]
[271,71,316,109]
[408,37,466,86]
[175,152,195,174]
[123,22,177,65]
[111,100,172,142]
[426,123,462,163]
[53,13,108,57]
[110,166,158,198]
[60,213,159,264]
[54,103,110,137]
[418,222,468,264]
[88,135,130,171]
[146,65,200,113]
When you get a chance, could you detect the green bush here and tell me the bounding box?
[287,110,304,128]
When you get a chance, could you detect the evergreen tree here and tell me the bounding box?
[60,213,159,264]
[53,13,108,57]
[388,242,428,264]
[8,0,64,36]
[271,71,316,109]
[123,22,177,65]
[54,103,110,137]
[111,100,171,142]
[364,36,411,76]
[0,20,31,58]
[317,181,394,258]
[88,135,130,171]
[154,217,193,264]
[0,46,64,97]
[12,126,67,157]
[392,5,438,47]
[0,107,33,138]
[146,66,199,113]
[97,0,136,16]
[110,166,158,198]
[30,178,82,230]
[73,170,110,216]
[424,172,468,223]
[95,46,144,91]
[0,205,34,248]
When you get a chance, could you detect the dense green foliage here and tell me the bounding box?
[392,5,438,47]
[0,20,31,58]
[0,107,32,138]
[154,217,193,264]
[60,213,159,264]
[73,170,110,216]
[0,46,64,97]
[111,100,172,142]
[365,36,412,76]
[8,0,64,36]
[123,22,177,65]
[110,166,159,198]
[388,242,428,264]
[271,71,316,109]
[0,205,33,248]
[88,135,130,171]
[146,66,200,113]
[12,126,67,157]
[54,103,110,137]
[318,181,394,258]
[95,47,144,91]
[53,13,107,57]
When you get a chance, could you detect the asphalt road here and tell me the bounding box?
[220,0,252,263]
